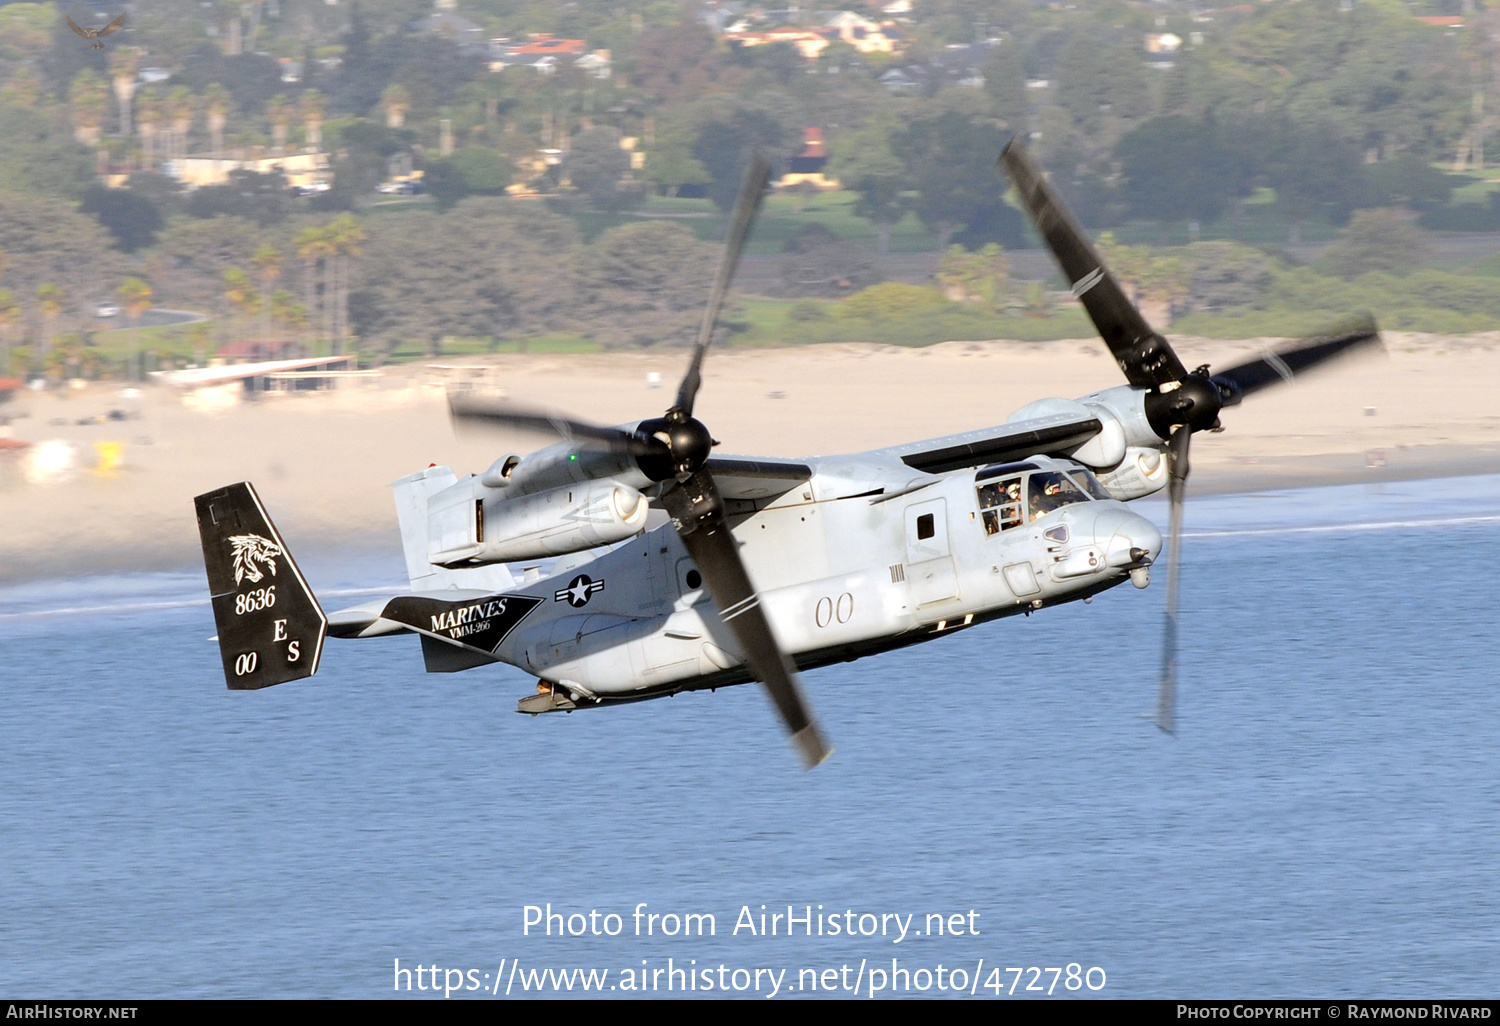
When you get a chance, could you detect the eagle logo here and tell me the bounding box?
[67,12,126,49]
[229,534,283,586]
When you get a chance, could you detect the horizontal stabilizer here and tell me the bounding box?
[376,591,546,660]
[194,482,327,690]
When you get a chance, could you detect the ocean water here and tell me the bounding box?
[3,475,1499,999]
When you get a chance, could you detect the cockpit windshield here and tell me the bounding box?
[1027,471,1090,521]
[1068,468,1113,501]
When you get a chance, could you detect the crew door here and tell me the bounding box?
[903,499,960,606]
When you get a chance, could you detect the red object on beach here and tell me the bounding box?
[0,437,30,450]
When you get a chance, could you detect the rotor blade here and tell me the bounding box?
[674,153,772,418]
[660,468,832,768]
[1157,426,1191,734]
[448,393,665,457]
[1213,314,1382,402]
[999,139,1188,389]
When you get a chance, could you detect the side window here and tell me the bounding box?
[976,476,1023,535]
[916,513,935,540]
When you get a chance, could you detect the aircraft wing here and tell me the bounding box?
[702,456,812,500]
[871,412,1104,475]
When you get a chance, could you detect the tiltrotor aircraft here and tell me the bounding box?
[195,142,1381,767]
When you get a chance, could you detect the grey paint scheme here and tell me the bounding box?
[332,386,1169,707]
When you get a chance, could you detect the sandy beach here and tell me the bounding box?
[3,332,1498,582]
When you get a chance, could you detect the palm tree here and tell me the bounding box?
[222,268,258,351]
[118,277,152,327]
[36,283,64,365]
[267,93,292,153]
[118,277,152,380]
[382,83,410,129]
[300,89,324,152]
[243,0,265,52]
[205,83,230,157]
[135,86,161,168]
[295,224,332,348]
[326,214,366,355]
[270,290,307,340]
[251,244,281,342]
[69,70,109,148]
[168,86,195,162]
[108,48,140,141]
[0,289,17,379]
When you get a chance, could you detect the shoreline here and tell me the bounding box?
[2,454,1495,592]
[2,334,1497,583]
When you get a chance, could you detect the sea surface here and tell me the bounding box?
[3,475,1499,999]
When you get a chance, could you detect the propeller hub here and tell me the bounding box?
[1145,373,1224,438]
[635,415,713,480]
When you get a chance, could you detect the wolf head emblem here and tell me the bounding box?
[229,534,284,585]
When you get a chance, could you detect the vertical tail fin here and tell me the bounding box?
[194,481,327,689]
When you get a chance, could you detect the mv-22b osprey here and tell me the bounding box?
[195,143,1381,767]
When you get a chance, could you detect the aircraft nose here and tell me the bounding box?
[1098,510,1162,569]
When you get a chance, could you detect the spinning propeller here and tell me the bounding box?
[1000,139,1382,733]
[450,156,833,768]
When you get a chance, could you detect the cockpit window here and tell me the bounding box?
[976,475,1023,535]
[1028,471,1090,521]
[1068,468,1113,501]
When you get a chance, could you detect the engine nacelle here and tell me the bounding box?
[427,476,649,567]
[1010,388,1172,501]
[1091,444,1170,500]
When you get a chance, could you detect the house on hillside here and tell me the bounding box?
[166,149,331,191]
[880,40,999,94]
[823,11,901,54]
[779,127,839,190]
[724,26,831,60]
[489,34,611,78]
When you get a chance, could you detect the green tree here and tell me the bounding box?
[1116,116,1243,225]
[223,267,258,332]
[118,276,152,326]
[576,220,718,347]
[567,126,639,211]
[828,118,908,255]
[349,199,582,356]
[251,243,281,341]
[295,224,333,347]
[0,287,17,380]
[69,68,108,148]
[325,214,366,354]
[629,21,727,105]
[841,282,946,321]
[691,99,795,213]
[35,282,63,363]
[425,147,512,212]
[1319,209,1428,280]
[982,43,1028,133]
[80,185,165,252]
[1054,33,1151,138]
[894,104,1016,250]
[642,120,711,197]
[937,244,1010,309]
[117,276,152,380]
